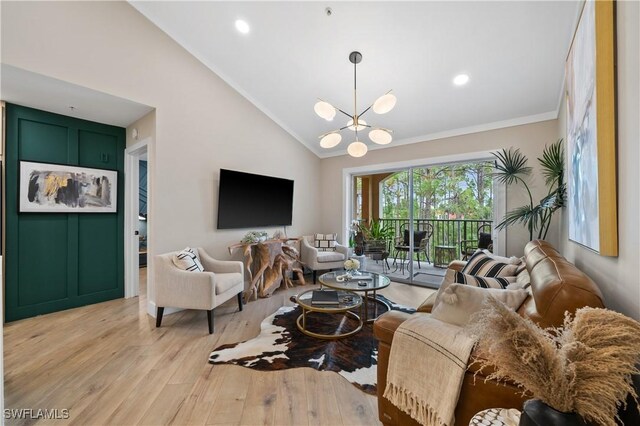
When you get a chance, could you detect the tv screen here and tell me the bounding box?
[217,169,294,229]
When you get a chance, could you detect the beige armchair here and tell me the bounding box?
[300,235,349,283]
[155,247,244,334]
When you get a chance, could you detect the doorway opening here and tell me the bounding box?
[138,154,148,298]
[124,139,150,300]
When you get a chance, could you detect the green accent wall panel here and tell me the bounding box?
[18,119,70,163]
[17,215,69,305]
[78,215,119,295]
[78,130,118,169]
[5,104,125,321]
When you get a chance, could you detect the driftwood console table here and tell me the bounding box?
[228,238,305,302]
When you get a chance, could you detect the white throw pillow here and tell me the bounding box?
[173,247,204,272]
[431,284,528,327]
[514,269,531,288]
[432,268,517,310]
[432,268,457,310]
[479,249,521,265]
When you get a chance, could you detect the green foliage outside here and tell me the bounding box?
[381,162,494,221]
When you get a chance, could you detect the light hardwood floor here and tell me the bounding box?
[4,269,433,426]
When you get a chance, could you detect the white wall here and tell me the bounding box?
[1,1,322,307]
[126,110,156,149]
[558,1,640,320]
[320,119,561,257]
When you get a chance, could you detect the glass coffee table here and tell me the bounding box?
[319,271,391,323]
[295,289,363,340]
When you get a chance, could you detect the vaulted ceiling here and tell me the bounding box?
[131,1,581,157]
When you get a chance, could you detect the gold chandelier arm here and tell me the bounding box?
[318,129,342,138]
[373,127,394,133]
[318,125,352,139]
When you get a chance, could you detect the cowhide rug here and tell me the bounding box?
[208,295,415,395]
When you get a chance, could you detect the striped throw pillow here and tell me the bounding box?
[478,249,527,275]
[453,270,516,289]
[461,251,519,278]
[173,247,204,272]
[314,233,337,252]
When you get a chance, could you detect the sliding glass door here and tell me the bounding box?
[351,159,494,288]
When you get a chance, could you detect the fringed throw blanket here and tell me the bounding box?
[383,315,475,426]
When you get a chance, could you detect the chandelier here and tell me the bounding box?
[314,51,396,158]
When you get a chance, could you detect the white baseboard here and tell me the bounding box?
[147,300,184,318]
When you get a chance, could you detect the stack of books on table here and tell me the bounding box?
[355,273,373,280]
[311,290,339,306]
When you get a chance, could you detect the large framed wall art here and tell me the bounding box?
[565,0,617,256]
[19,161,118,213]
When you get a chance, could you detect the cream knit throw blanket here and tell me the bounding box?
[383,315,476,426]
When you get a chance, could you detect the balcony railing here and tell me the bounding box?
[361,218,493,261]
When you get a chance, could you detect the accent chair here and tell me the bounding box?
[300,235,349,284]
[155,247,244,334]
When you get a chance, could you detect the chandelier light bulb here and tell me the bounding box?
[319,132,342,148]
[346,118,367,131]
[314,101,336,121]
[369,128,392,145]
[347,141,368,158]
[372,93,397,114]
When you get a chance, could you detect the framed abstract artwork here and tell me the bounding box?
[19,161,118,213]
[565,0,617,256]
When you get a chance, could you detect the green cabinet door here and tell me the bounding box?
[5,104,125,321]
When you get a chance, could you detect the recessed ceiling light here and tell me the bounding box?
[235,19,250,34]
[453,74,470,86]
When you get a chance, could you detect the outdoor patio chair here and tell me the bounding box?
[392,222,433,273]
[460,223,493,260]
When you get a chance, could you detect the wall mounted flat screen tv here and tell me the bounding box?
[217,169,294,229]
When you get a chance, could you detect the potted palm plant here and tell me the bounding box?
[492,139,566,240]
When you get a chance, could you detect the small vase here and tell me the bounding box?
[350,269,361,276]
[519,400,586,426]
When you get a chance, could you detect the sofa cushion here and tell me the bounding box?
[173,247,204,272]
[215,272,243,295]
[314,233,337,251]
[519,240,604,328]
[461,251,519,277]
[431,284,528,327]
[317,251,345,263]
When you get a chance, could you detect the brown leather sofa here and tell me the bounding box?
[373,240,605,426]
